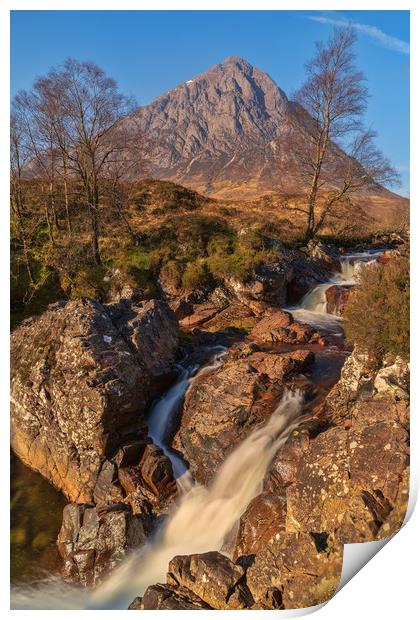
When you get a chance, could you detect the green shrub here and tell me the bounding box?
[237,227,265,251]
[182,260,211,291]
[207,246,278,284]
[67,264,109,299]
[207,234,233,256]
[344,256,409,362]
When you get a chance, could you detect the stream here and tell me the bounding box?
[10,247,384,610]
[287,248,384,336]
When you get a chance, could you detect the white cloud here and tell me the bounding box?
[309,15,409,55]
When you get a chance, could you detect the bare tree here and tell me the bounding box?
[41,58,141,264]
[13,88,60,244]
[290,27,399,240]
[10,113,36,286]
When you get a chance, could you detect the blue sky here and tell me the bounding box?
[10,10,410,195]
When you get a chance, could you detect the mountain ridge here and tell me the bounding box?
[133,55,408,224]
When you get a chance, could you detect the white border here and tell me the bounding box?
[1,2,417,618]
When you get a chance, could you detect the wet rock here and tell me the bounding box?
[325,285,351,316]
[232,492,287,560]
[117,444,177,514]
[134,584,211,610]
[167,552,254,610]
[286,246,336,303]
[138,444,177,501]
[57,503,153,586]
[11,297,179,503]
[250,310,318,345]
[175,349,314,484]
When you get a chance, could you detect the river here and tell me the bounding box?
[10,246,384,609]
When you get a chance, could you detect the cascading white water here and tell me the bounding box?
[335,250,381,286]
[90,389,304,609]
[300,283,330,313]
[147,346,227,493]
[287,249,384,334]
[11,390,304,610]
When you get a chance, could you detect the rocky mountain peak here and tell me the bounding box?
[134,57,406,216]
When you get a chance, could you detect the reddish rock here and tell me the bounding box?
[232,492,287,560]
[250,311,316,345]
[246,532,343,609]
[286,349,410,543]
[325,285,351,316]
[179,303,222,328]
[167,552,254,610]
[175,349,315,484]
[133,584,211,610]
[131,534,343,610]
[139,444,177,500]
[11,297,179,503]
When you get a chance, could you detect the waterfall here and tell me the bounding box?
[286,249,384,334]
[289,281,342,335]
[336,250,383,285]
[299,283,330,312]
[11,390,304,610]
[147,346,227,493]
[90,390,304,609]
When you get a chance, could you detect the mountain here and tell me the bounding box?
[134,56,407,223]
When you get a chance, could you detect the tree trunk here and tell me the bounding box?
[22,236,35,286]
[89,184,101,265]
[45,201,55,245]
[63,177,72,236]
[50,180,60,230]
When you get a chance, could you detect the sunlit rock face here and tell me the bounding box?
[10,297,179,503]
[130,55,408,222]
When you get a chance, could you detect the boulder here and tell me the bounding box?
[129,534,343,610]
[325,285,351,316]
[175,348,314,484]
[246,532,342,609]
[57,502,153,586]
[250,310,318,345]
[232,492,287,560]
[307,242,341,272]
[200,302,257,332]
[166,552,254,610]
[224,261,294,307]
[11,297,179,503]
[105,298,179,388]
[286,349,410,543]
[286,246,336,304]
[179,303,223,328]
[132,584,211,610]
